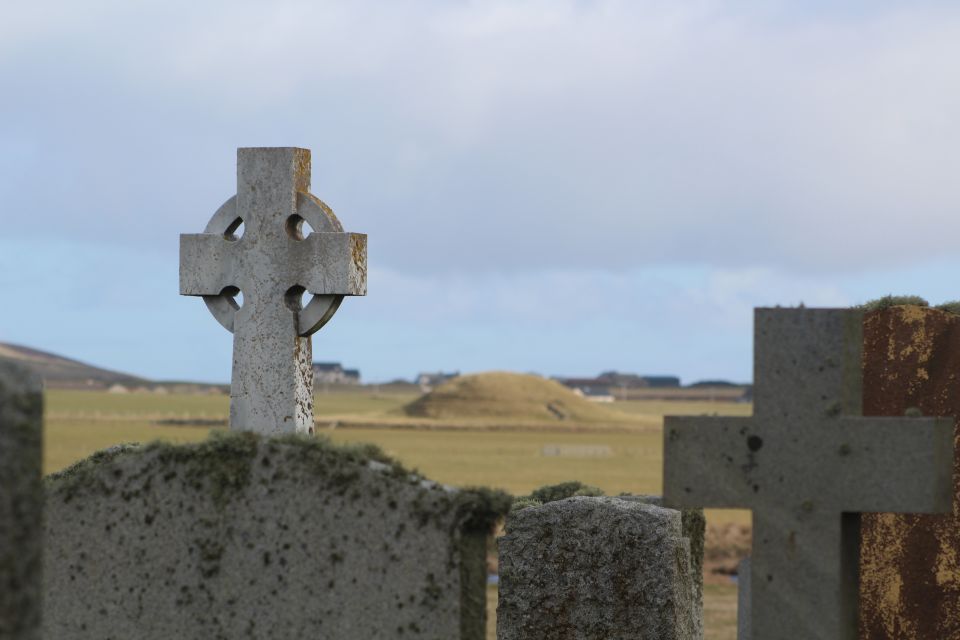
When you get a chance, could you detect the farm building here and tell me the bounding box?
[313,362,361,385]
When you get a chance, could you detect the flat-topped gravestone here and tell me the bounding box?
[859,305,960,639]
[621,494,706,638]
[180,147,366,434]
[43,433,507,639]
[497,496,698,640]
[0,361,43,640]
[664,308,954,640]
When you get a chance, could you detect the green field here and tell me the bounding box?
[43,388,744,639]
[45,389,750,522]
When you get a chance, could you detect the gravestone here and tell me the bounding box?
[180,147,366,434]
[621,494,705,638]
[497,496,699,640]
[858,305,960,638]
[663,308,954,640]
[44,433,506,639]
[0,361,43,640]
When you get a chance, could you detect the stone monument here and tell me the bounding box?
[44,433,506,639]
[180,147,366,434]
[0,361,43,640]
[663,308,954,639]
[497,496,699,640]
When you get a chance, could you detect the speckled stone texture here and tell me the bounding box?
[0,360,43,640]
[859,306,960,639]
[43,433,503,640]
[497,497,697,640]
[619,495,705,638]
[180,147,367,435]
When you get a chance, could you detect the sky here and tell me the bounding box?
[2,0,960,384]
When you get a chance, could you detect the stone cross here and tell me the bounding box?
[663,308,954,640]
[180,148,366,434]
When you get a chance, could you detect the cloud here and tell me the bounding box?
[3,1,960,383]
[2,1,960,280]
[0,1,960,274]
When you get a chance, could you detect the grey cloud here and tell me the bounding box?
[2,1,959,278]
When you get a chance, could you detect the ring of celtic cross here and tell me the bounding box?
[200,192,346,336]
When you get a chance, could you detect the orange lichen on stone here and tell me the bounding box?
[860,305,960,640]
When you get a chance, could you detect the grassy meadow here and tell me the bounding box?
[44,387,746,640]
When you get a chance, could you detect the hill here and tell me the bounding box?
[0,342,148,390]
[401,372,630,424]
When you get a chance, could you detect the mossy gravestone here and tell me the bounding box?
[497,496,700,640]
[0,361,43,640]
[43,433,508,639]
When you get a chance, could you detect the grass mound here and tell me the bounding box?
[401,372,626,424]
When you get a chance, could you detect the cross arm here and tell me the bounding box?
[663,416,759,510]
[833,416,954,514]
[179,234,239,296]
[293,232,367,296]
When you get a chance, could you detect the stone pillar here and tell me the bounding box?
[497,496,698,640]
[0,361,43,639]
[859,305,960,638]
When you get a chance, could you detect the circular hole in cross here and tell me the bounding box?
[221,286,243,309]
[224,217,244,241]
[285,215,315,240]
[284,285,309,311]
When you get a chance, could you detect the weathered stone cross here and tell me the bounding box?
[180,147,366,434]
[663,308,954,639]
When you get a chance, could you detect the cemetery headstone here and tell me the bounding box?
[0,361,43,640]
[497,496,699,640]
[180,147,366,434]
[859,305,960,638]
[621,494,706,638]
[663,308,954,640]
[43,433,507,639]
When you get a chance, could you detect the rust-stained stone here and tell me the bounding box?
[860,305,960,639]
[664,308,954,640]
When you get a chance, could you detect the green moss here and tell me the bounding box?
[45,430,511,536]
[935,301,960,315]
[529,481,604,504]
[510,497,543,512]
[272,432,411,478]
[46,431,424,505]
[46,443,142,501]
[856,295,929,312]
[452,486,512,533]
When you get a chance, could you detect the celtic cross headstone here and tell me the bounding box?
[663,308,954,639]
[180,147,366,434]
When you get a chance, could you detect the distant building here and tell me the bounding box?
[556,371,680,397]
[313,362,361,385]
[417,371,459,392]
[572,386,615,403]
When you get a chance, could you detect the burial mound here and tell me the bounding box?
[402,372,626,424]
